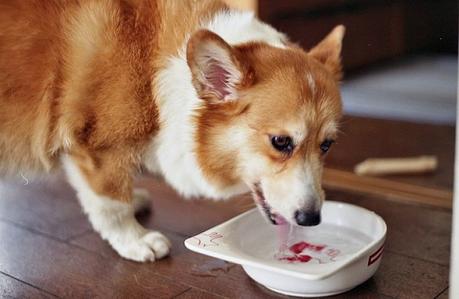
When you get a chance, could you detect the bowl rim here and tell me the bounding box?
[184,200,387,281]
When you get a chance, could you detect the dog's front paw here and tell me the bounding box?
[115,231,171,262]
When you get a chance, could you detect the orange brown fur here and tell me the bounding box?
[0,0,228,201]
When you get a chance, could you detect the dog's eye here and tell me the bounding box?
[320,139,335,154]
[271,135,294,153]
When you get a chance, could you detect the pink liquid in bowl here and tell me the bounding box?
[270,219,373,265]
[275,224,335,264]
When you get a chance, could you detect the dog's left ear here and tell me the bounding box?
[309,25,345,80]
[187,29,253,102]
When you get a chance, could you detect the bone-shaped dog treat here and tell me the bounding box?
[354,156,438,176]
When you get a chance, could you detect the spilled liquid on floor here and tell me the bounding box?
[190,259,235,277]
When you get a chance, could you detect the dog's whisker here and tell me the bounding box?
[20,173,29,185]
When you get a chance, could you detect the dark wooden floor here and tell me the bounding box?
[0,116,454,298]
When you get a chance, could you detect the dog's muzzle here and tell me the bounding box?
[252,183,286,225]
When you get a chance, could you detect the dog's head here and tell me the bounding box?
[187,26,344,226]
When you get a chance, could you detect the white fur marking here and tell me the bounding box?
[204,11,287,48]
[307,73,316,96]
[62,155,170,262]
[20,173,29,185]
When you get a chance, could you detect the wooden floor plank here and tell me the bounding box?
[371,252,449,299]
[0,177,90,241]
[173,288,229,299]
[0,220,190,298]
[0,272,56,299]
[435,288,449,299]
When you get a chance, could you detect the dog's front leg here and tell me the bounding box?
[62,154,171,262]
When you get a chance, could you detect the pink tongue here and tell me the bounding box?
[276,221,291,251]
[274,213,287,225]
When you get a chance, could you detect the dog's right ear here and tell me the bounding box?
[308,25,345,81]
[187,30,253,103]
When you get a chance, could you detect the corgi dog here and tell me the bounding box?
[0,0,344,262]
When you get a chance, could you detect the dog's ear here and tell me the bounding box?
[309,25,345,80]
[187,30,253,102]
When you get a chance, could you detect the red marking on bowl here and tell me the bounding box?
[325,248,341,258]
[193,232,224,248]
[278,241,327,263]
[368,244,384,266]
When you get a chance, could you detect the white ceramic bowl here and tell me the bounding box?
[185,201,387,297]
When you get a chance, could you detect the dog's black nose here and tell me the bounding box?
[294,210,321,226]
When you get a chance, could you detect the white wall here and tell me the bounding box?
[342,56,457,125]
